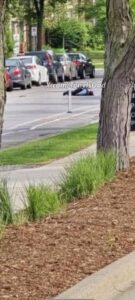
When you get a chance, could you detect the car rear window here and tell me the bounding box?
[21,57,33,64]
[5,59,17,67]
[25,52,48,62]
[68,54,80,61]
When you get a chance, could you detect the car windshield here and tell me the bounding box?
[5,59,17,67]
[68,54,80,61]
[25,52,47,62]
[20,57,33,64]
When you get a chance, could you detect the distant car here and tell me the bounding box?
[16,55,49,86]
[25,50,65,83]
[54,53,78,80]
[5,58,32,89]
[4,70,13,91]
[68,53,95,79]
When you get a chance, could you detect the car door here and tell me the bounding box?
[81,54,89,75]
[36,57,43,82]
[19,60,30,84]
[65,55,72,77]
[68,55,76,78]
[18,60,26,83]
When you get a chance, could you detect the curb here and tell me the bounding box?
[54,251,135,300]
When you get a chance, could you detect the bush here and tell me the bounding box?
[59,152,116,202]
[0,180,13,225]
[26,184,61,221]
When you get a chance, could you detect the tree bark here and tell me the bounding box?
[97,0,135,170]
[34,0,44,50]
[37,13,43,50]
[0,0,6,148]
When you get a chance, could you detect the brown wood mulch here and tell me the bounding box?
[1,159,135,300]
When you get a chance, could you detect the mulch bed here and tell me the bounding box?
[1,159,135,299]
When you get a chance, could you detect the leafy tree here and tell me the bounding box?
[97,0,135,170]
[47,19,89,49]
[79,0,135,49]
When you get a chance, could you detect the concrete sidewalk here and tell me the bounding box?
[0,132,135,211]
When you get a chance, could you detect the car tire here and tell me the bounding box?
[6,86,13,92]
[21,80,27,90]
[27,81,32,88]
[73,69,78,80]
[66,71,72,81]
[37,74,41,86]
[52,71,58,84]
[59,71,65,82]
[90,68,95,78]
[81,68,86,79]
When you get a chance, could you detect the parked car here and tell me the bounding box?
[5,58,32,89]
[25,51,65,83]
[54,53,78,80]
[68,53,95,79]
[16,55,49,86]
[4,70,13,91]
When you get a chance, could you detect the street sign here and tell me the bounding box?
[31,26,37,37]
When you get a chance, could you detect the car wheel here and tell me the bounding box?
[59,71,65,82]
[81,69,86,79]
[90,68,95,78]
[27,81,32,88]
[21,80,27,90]
[67,71,72,81]
[6,86,13,92]
[52,71,58,84]
[73,69,78,80]
[37,74,41,86]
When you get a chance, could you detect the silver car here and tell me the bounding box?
[55,53,78,80]
[5,58,32,89]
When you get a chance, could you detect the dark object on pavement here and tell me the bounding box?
[63,86,94,96]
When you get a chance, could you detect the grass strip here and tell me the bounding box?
[0,123,97,166]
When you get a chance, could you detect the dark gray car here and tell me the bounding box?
[5,58,32,89]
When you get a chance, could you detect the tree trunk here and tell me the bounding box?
[0,0,6,148]
[37,14,43,50]
[97,0,135,170]
[34,0,44,50]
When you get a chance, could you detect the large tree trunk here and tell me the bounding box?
[97,0,135,170]
[0,0,6,148]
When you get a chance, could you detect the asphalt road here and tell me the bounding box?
[2,69,103,148]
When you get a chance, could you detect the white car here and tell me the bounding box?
[16,55,49,85]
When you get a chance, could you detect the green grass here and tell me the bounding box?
[90,51,104,69]
[0,179,13,225]
[0,150,116,224]
[26,184,61,221]
[83,49,104,69]
[59,151,116,202]
[0,124,97,166]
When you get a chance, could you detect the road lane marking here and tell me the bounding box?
[31,108,99,130]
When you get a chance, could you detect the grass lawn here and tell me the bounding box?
[84,49,104,69]
[0,123,98,166]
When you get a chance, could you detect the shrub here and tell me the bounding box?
[26,184,61,221]
[59,152,116,202]
[0,180,13,224]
